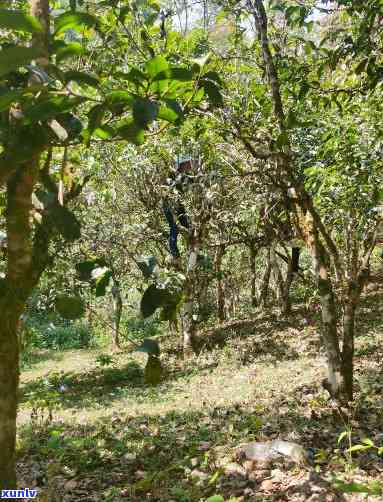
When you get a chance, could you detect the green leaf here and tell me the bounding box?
[64,70,99,87]
[369,481,383,495]
[193,86,205,103]
[153,67,193,82]
[337,430,348,444]
[192,53,211,69]
[50,205,81,241]
[286,109,300,128]
[200,80,223,106]
[82,104,105,145]
[94,125,115,140]
[306,20,314,33]
[119,5,131,22]
[117,119,145,145]
[208,470,221,485]
[145,55,169,78]
[95,270,112,297]
[347,444,372,453]
[149,0,161,11]
[53,41,85,62]
[55,295,85,320]
[334,480,381,495]
[136,338,160,356]
[117,68,147,87]
[276,131,289,149]
[54,11,98,36]
[206,496,224,502]
[133,97,158,127]
[24,96,85,123]
[286,5,301,21]
[0,46,42,77]
[0,9,43,33]
[106,91,135,110]
[140,284,169,318]
[157,99,183,123]
[137,255,157,279]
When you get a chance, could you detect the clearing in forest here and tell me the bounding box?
[16,291,383,501]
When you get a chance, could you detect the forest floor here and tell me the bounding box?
[16,290,383,501]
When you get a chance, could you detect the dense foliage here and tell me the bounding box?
[1,0,383,498]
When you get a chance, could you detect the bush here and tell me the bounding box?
[23,314,92,351]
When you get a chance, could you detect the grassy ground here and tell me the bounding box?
[16,292,383,501]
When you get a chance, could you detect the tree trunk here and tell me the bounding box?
[31,0,50,66]
[342,300,355,401]
[169,318,178,337]
[0,156,40,488]
[0,298,22,489]
[181,295,195,355]
[0,1,50,487]
[341,270,369,401]
[308,222,344,399]
[270,247,284,305]
[249,245,257,307]
[281,249,294,315]
[282,266,293,315]
[86,301,93,329]
[259,248,271,306]
[180,231,199,356]
[317,271,343,398]
[215,244,225,321]
[250,0,366,402]
[111,279,122,349]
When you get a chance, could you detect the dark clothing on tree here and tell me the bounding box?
[163,160,192,258]
[163,200,189,258]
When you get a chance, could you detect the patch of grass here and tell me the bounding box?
[16,292,383,501]
[20,358,144,410]
[20,349,65,371]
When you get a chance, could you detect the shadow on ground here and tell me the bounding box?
[17,293,383,500]
[19,360,145,410]
[19,338,302,413]
[18,397,356,501]
[20,349,65,371]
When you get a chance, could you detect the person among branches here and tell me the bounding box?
[162,155,193,258]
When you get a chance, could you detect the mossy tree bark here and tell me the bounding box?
[259,247,271,306]
[341,270,369,400]
[0,161,40,488]
[0,298,22,489]
[180,229,200,356]
[0,0,51,487]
